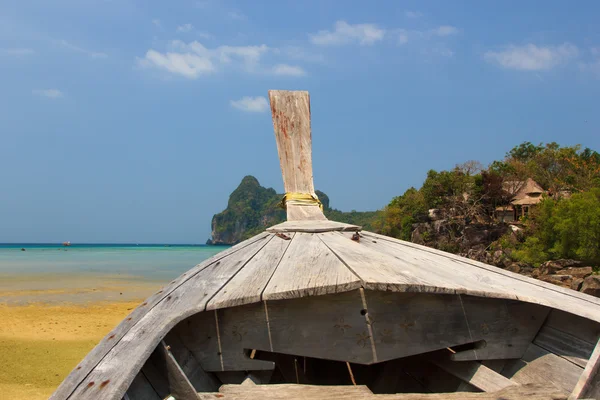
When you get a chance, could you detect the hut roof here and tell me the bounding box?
[51,90,600,400]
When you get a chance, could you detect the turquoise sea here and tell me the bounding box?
[0,243,228,281]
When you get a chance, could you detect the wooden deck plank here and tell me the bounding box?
[159,341,199,400]
[65,235,272,400]
[263,232,362,300]
[359,231,600,322]
[361,231,600,307]
[543,310,600,346]
[319,231,464,293]
[51,232,270,400]
[125,372,161,400]
[433,359,516,392]
[207,383,569,399]
[208,233,295,310]
[502,343,582,393]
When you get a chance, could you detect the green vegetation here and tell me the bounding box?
[377,142,600,266]
[511,189,600,265]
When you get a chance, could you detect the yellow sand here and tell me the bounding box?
[0,301,143,399]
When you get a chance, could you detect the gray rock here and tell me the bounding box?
[539,259,582,276]
[556,266,593,279]
[571,278,584,291]
[581,275,600,298]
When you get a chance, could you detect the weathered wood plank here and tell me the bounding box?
[263,232,362,300]
[319,231,464,293]
[452,296,548,361]
[502,343,582,393]
[51,232,270,400]
[364,291,473,362]
[163,330,220,392]
[570,338,600,399]
[434,359,516,392]
[359,231,600,322]
[361,231,600,312]
[269,90,326,222]
[159,341,199,400]
[66,235,272,400]
[208,233,295,310]
[266,220,360,233]
[214,383,569,399]
[125,372,161,400]
[543,310,600,346]
[265,290,375,363]
[534,325,594,368]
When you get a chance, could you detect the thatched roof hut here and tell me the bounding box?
[51,91,600,400]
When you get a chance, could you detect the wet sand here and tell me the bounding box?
[0,275,161,399]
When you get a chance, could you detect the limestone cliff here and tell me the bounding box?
[207,176,379,245]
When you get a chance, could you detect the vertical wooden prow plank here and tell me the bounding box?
[269,90,326,222]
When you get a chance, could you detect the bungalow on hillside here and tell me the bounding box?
[495,178,546,222]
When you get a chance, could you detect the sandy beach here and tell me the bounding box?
[0,277,161,399]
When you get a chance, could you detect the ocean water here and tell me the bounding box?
[0,243,229,281]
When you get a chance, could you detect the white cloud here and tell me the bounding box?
[484,43,579,71]
[177,23,193,33]
[310,21,385,46]
[272,64,306,76]
[228,11,247,20]
[1,48,34,56]
[433,25,459,37]
[139,49,215,79]
[33,89,63,98]
[138,41,273,78]
[405,11,423,18]
[230,96,269,112]
[59,40,107,59]
[398,31,409,45]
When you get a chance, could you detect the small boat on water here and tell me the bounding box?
[51,91,600,400]
[62,241,71,247]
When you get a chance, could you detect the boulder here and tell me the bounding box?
[571,278,584,291]
[556,266,593,279]
[538,274,572,289]
[506,263,521,274]
[581,275,600,298]
[538,259,582,276]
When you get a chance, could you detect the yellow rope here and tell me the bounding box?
[279,192,323,210]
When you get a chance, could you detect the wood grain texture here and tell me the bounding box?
[269,90,326,222]
[452,297,548,361]
[263,233,362,300]
[125,372,161,400]
[502,343,582,393]
[319,232,463,293]
[359,231,600,322]
[208,233,294,310]
[266,220,360,233]
[51,232,270,400]
[434,359,517,392]
[209,383,569,399]
[163,330,220,392]
[570,338,600,399]
[159,341,199,400]
[65,235,272,400]
[265,290,375,363]
[534,325,594,368]
[363,291,473,362]
[543,310,600,346]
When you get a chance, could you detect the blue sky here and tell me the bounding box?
[1,1,599,243]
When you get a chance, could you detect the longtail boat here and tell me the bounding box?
[52,90,600,400]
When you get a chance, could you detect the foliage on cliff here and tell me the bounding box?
[376,142,600,266]
[208,176,380,244]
